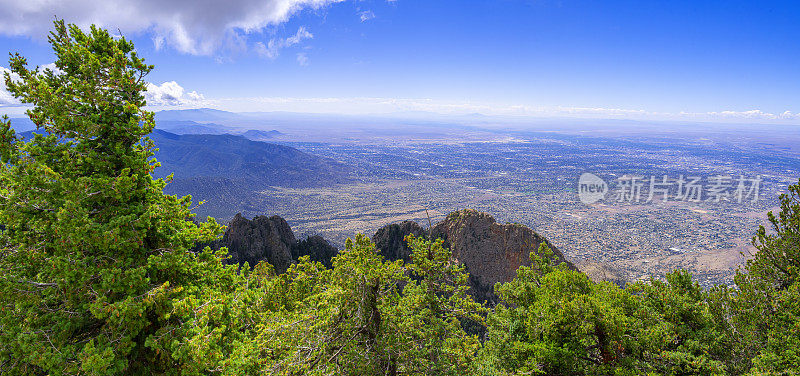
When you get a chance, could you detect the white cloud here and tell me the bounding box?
[37,63,64,75]
[667,109,799,122]
[359,10,376,22]
[0,72,203,108]
[706,109,799,120]
[1,64,208,109]
[296,52,309,66]
[0,0,344,55]
[0,63,66,107]
[153,35,165,51]
[255,26,313,59]
[145,81,206,106]
[202,96,800,124]
[0,67,21,106]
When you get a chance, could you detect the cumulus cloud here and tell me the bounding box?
[254,26,313,59]
[0,67,21,106]
[0,71,203,108]
[145,81,206,106]
[37,63,64,75]
[1,63,67,107]
[0,0,344,55]
[706,109,799,120]
[1,64,209,109]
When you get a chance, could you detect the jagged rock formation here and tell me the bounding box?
[432,209,573,283]
[432,209,574,303]
[217,209,576,302]
[295,235,338,268]
[373,209,574,304]
[216,214,297,273]
[372,220,426,262]
[212,213,338,273]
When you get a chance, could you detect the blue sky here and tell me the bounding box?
[1,0,798,123]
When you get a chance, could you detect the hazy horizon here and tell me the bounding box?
[2,1,799,124]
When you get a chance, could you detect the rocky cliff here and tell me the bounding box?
[432,209,574,290]
[295,235,338,268]
[372,220,426,262]
[215,214,296,273]
[373,209,574,304]
[212,213,338,273]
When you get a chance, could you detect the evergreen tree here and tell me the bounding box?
[482,244,643,375]
[629,270,729,375]
[238,235,404,375]
[0,20,237,374]
[483,246,730,375]
[391,234,486,375]
[732,178,800,375]
[238,234,485,375]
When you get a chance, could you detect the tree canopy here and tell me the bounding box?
[1,20,799,376]
[0,20,234,375]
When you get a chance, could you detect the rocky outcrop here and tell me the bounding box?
[432,209,573,288]
[294,235,338,268]
[372,220,426,262]
[373,209,574,304]
[214,209,610,304]
[216,213,297,273]
[212,213,339,273]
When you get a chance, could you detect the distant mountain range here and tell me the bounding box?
[150,130,348,186]
[154,120,234,135]
[9,109,285,141]
[149,130,352,219]
[154,108,247,123]
[7,108,511,145]
[11,124,353,220]
[154,119,284,140]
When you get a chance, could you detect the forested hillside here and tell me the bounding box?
[1,21,799,376]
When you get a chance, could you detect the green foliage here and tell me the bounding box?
[233,234,486,375]
[2,20,800,376]
[629,270,729,375]
[482,246,736,375]
[391,234,487,375]
[482,243,642,375]
[0,20,236,374]
[253,235,405,375]
[730,179,800,375]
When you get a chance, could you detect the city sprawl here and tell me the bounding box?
[254,127,800,287]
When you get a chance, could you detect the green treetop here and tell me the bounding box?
[0,20,238,375]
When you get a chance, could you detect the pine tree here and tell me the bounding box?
[391,234,486,375]
[629,270,728,375]
[0,20,237,375]
[482,243,641,375]
[237,234,486,375]
[731,178,800,374]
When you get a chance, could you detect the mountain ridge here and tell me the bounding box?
[210,209,577,303]
[149,129,353,219]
